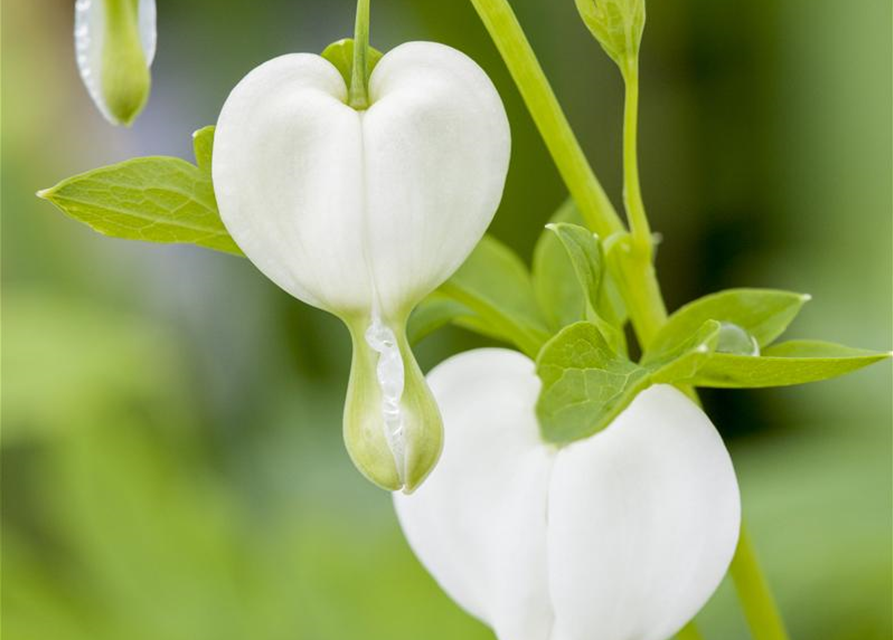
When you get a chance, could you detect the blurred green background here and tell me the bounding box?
[2,0,890,638]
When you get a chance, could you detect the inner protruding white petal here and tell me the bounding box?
[365,313,406,483]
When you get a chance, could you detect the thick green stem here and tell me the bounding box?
[468,1,791,638]
[468,0,624,239]
[730,527,791,640]
[348,0,371,109]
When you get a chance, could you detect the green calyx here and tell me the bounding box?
[101,0,151,126]
[343,315,443,493]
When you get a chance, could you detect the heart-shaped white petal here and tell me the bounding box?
[211,42,510,491]
[394,348,741,640]
[212,41,510,320]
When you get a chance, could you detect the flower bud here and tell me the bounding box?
[75,0,156,126]
[212,42,511,491]
[394,348,741,639]
[575,0,645,73]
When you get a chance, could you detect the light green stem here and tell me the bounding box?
[730,526,791,640]
[468,1,790,638]
[348,0,371,109]
[621,62,653,259]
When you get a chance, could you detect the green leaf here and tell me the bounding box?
[532,200,588,330]
[545,222,626,354]
[321,38,384,88]
[684,340,891,388]
[535,319,719,443]
[536,322,646,443]
[192,125,215,173]
[644,288,811,363]
[407,294,476,345]
[428,235,550,357]
[38,138,242,256]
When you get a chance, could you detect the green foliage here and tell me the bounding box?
[536,288,890,443]
[644,289,810,362]
[38,127,241,256]
[412,235,550,357]
[686,340,891,388]
[321,38,384,88]
[192,125,215,173]
[535,320,720,443]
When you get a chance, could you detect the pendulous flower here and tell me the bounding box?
[212,42,511,492]
[75,0,156,126]
[394,348,741,640]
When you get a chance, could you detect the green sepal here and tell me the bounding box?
[321,38,384,89]
[343,317,443,493]
[37,127,241,256]
[644,288,811,364]
[101,0,151,126]
[682,340,891,388]
[192,125,215,173]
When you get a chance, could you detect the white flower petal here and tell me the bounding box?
[212,42,510,320]
[395,349,741,640]
[548,384,741,640]
[394,349,554,640]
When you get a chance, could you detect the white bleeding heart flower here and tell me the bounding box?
[75,0,156,126]
[212,42,511,492]
[394,348,741,640]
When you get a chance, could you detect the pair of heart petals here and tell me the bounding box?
[394,348,741,640]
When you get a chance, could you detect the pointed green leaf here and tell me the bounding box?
[38,150,242,256]
[686,340,891,388]
[532,200,588,330]
[644,288,811,362]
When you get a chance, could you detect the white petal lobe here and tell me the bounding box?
[394,349,741,640]
[548,384,741,640]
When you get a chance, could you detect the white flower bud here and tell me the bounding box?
[75,0,156,126]
[394,348,741,640]
[212,42,511,491]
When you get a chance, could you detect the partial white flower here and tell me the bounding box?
[394,348,741,640]
[212,42,511,491]
[75,0,156,125]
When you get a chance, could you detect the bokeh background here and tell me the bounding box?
[2,0,891,638]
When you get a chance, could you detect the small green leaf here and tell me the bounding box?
[545,222,626,354]
[685,340,891,388]
[431,235,551,357]
[644,288,810,363]
[536,319,724,443]
[532,200,588,330]
[192,125,215,173]
[38,155,242,256]
[407,294,477,345]
[321,38,384,88]
[536,321,647,443]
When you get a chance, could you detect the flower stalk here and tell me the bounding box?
[467,0,790,637]
[348,0,371,109]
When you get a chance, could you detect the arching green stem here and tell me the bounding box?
[349,0,371,109]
